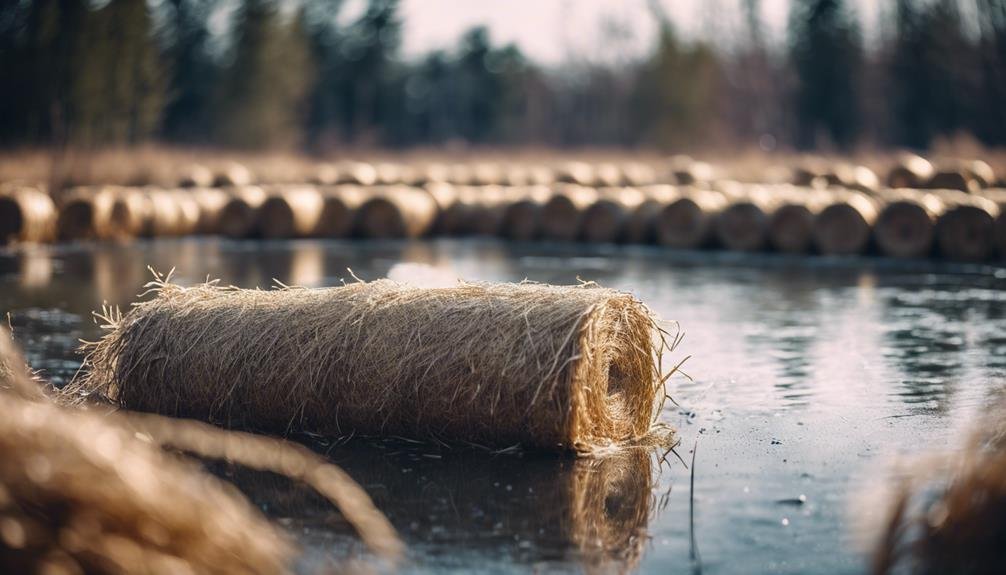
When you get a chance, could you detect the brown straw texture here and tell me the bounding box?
[70,275,676,453]
[0,327,403,574]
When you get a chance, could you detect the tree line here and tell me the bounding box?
[0,0,1004,152]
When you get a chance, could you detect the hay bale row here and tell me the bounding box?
[11,181,1006,261]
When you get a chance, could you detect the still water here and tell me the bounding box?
[2,239,1005,574]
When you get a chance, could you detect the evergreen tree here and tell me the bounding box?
[789,0,863,149]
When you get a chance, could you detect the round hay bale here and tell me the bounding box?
[57,187,116,241]
[620,163,657,187]
[218,186,268,238]
[540,185,599,242]
[212,162,253,188]
[258,186,325,239]
[672,161,715,186]
[826,164,879,193]
[526,165,555,186]
[887,153,934,188]
[467,186,508,236]
[925,169,980,194]
[979,189,1006,258]
[622,185,678,244]
[556,162,595,186]
[141,188,182,237]
[175,191,202,236]
[792,160,828,187]
[70,278,674,452]
[580,187,646,243]
[471,163,504,186]
[375,162,404,185]
[354,185,439,238]
[874,189,946,259]
[192,188,232,234]
[311,162,340,185]
[107,187,151,239]
[592,163,623,188]
[499,185,552,241]
[335,161,378,186]
[653,188,729,249]
[0,186,56,244]
[767,187,831,254]
[714,185,784,252]
[436,185,479,236]
[314,185,370,238]
[178,164,214,188]
[932,190,1000,261]
[812,190,879,255]
[966,160,995,188]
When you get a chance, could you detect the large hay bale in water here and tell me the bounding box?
[653,188,728,249]
[107,187,151,239]
[192,187,232,234]
[932,190,1000,261]
[258,186,325,239]
[580,187,646,243]
[218,186,268,238]
[57,187,116,241]
[354,186,439,238]
[874,189,946,259]
[813,190,879,255]
[72,279,673,452]
[540,185,599,242]
[0,186,56,244]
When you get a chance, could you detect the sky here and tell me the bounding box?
[385,0,883,64]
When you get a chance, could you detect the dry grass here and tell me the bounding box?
[67,273,679,453]
[869,400,1006,575]
[0,327,402,574]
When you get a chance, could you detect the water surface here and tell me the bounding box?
[2,239,1004,574]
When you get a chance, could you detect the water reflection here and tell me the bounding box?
[219,445,657,574]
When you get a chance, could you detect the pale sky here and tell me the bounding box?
[390,0,882,64]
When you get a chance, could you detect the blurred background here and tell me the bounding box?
[0,0,1004,154]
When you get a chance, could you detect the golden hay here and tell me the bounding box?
[767,187,831,254]
[212,162,253,188]
[925,169,981,194]
[713,184,782,252]
[314,186,370,238]
[192,188,232,234]
[580,187,646,244]
[354,185,439,238]
[217,186,268,238]
[68,276,677,452]
[258,186,324,239]
[499,185,552,241]
[979,188,1006,258]
[932,190,1000,261]
[825,164,879,193]
[57,187,117,241]
[437,186,507,236]
[869,402,1006,575]
[178,164,214,188]
[622,185,677,245]
[0,186,56,244]
[107,187,151,239]
[335,161,379,186]
[874,189,946,259]
[886,153,934,188]
[653,188,728,249]
[540,185,599,242]
[0,329,403,574]
[812,189,879,256]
